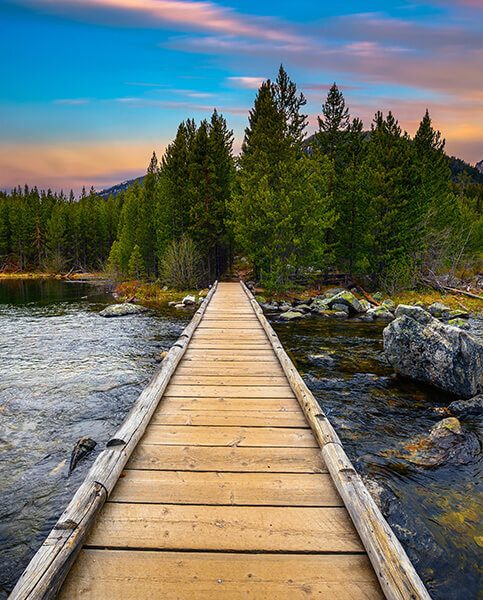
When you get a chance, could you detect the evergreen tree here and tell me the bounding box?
[128,244,146,279]
[316,83,350,159]
[272,64,308,148]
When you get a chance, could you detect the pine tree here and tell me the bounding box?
[128,244,146,279]
[316,83,350,160]
[272,64,308,148]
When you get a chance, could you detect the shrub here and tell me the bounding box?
[161,235,202,290]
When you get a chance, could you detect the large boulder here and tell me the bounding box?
[448,394,483,418]
[366,306,394,321]
[394,304,432,324]
[99,303,148,318]
[279,310,304,321]
[383,311,483,398]
[327,290,364,315]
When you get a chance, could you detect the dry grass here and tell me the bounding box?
[115,280,208,308]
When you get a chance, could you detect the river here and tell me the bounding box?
[0,280,480,598]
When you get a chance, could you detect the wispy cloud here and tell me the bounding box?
[53,98,91,105]
[227,76,266,89]
[15,0,301,43]
[113,96,246,115]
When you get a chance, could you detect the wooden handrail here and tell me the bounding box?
[10,282,218,600]
[240,280,431,600]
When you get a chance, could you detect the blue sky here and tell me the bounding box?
[0,0,482,192]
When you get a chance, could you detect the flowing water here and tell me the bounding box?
[0,279,189,598]
[0,281,480,598]
[273,316,482,600]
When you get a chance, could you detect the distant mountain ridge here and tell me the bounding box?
[98,175,145,198]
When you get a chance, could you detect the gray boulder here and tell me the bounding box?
[428,301,450,318]
[367,306,394,321]
[99,303,148,318]
[327,290,364,314]
[381,299,396,312]
[280,310,304,321]
[383,312,483,398]
[332,302,350,315]
[182,294,197,305]
[394,304,432,324]
[293,304,311,313]
[310,297,332,313]
[448,394,483,418]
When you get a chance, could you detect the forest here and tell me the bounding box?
[0,66,481,292]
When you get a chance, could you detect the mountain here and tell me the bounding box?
[476,159,483,175]
[98,175,145,198]
[449,156,483,184]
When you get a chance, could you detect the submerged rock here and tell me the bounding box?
[448,394,483,418]
[383,312,483,397]
[68,437,96,475]
[401,417,480,467]
[99,303,148,318]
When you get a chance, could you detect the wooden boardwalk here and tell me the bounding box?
[11,282,430,600]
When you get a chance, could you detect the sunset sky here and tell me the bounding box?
[1,0,482,193]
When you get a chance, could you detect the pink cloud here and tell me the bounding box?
[227,76,266,89]
[17,0,301,44]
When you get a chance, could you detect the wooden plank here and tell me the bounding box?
[128,445,326,473]
[150,411,309,427]
[110,470,342,506]
[159,397,301,412]
[170,375,289,386]
[165,385,295,398]
[183,350,277,361]
[141,425,317,447]
[86,503,364,553]
[60,550,383,600]
[175,363,285,376]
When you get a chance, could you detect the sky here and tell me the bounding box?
[0,0,482,193]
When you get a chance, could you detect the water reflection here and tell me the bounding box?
[0,280,189,597]
[273,316,481,600]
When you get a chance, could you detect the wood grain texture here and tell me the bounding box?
[110,470,342,506]
[86,503,364,552]
[127,444,326,473]
[150,410,309,427]
[60,549,384,600]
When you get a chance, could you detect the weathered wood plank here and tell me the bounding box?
[159,397,301,412]
[128,444,326,473]
[170,374,289,386]
[110,470,342,506]
[150,410,308,427]
[86,503,364,552]
[164,385,295,398]
[60,550,383,600]
[175,363,285,376]
[140,425,317,447]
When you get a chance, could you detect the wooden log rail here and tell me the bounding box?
[9,282,219,600]
[241,280,431,600]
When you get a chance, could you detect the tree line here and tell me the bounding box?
[0,65,481,291]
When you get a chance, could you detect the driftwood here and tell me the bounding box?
[241,280,431,600]
[441,285,483,301]
[9,282,218,600]
[352,284,380,306]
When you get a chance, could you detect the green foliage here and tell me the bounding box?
[160,235,202,290]
[128,244,146,279]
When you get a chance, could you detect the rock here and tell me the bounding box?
[99,303,148,318]
[445,309,470,320]
[327,290,364,314]
[161,285,169,291]
[279,310,304,321]
[448,394,483,418]
[68,437,96,475]
[447,318,470,330]
[394,304,432,324]
[367,306,394,321]
[293,304,311,313]
[358,299,371,312]
[372,291,384,302]
[168,301,176,307]
[310,297,332,313]
[428,301,450,318]
[279,303,291,312]
[255,295,267,304]
[381,299,396,312]
[332,302,350,315]
[175,303,187,309]
[323,287,346,298]
[182,295,196,306]
[260,302,278,312]
[156,350,169,363]
[307,353,336,366]
[383,312,483,397]
[402,417,480,467]
[332,311,348,319]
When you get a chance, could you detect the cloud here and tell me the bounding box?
[227,76,266,89]
[53,98,91,105]
[15,0,301,43]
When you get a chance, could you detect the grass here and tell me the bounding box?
[115,280,208,308]
[0,271,106,280]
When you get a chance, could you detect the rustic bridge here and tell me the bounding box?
[11,281,430,599]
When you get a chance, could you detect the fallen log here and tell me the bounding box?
[441,286,483,301]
